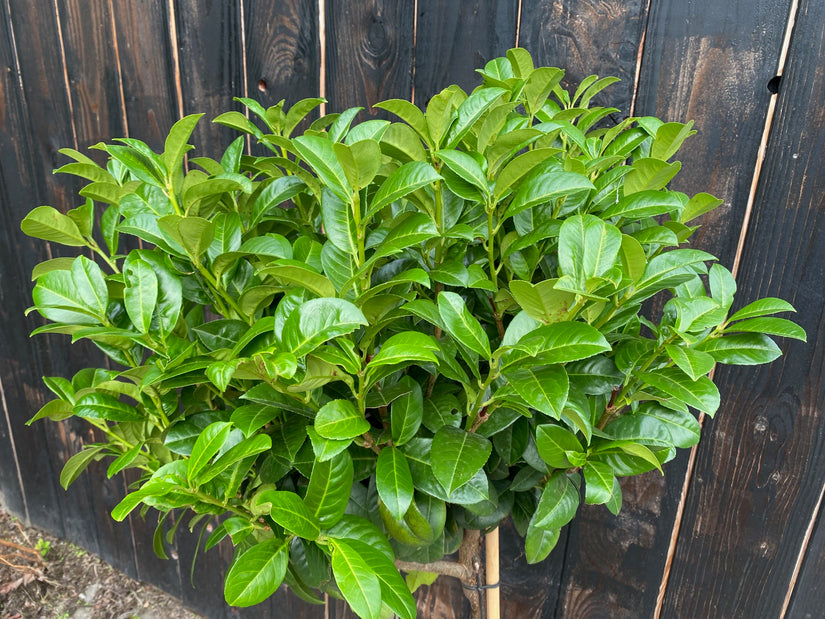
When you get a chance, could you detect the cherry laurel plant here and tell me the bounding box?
[23,49,805,618]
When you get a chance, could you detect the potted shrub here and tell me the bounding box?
[22,48,804,618]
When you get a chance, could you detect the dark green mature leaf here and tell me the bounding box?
[315,400,370,440]
[728,297,796,322]
[505,365,569,418]
[431,426,492,495]
[639,367,720,415]
[283,298,368,357]
[376,447,414,521]
[438,291,491,358]
[391,379,423,446]
[600,190,683,220]
[531,473,579,530]
[511,321,611,363]
[304,450,353,526]
[330,539,382,619]
[371,212,439,261]
[435,150,489,197]
[724,317,806,341]
[224,538,289,607]
[631,249,716,301]
[536,424,584,468]
[60,445,106,489]
[369,332,438,369]
[606,404,700,449]
[346,540,417,619]
[321,188,358,256]
[583,461,615,505]
[525,521,560,564]
[665,344,715,380]
[74,393,142,422]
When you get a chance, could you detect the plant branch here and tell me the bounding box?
[394,560,471,581]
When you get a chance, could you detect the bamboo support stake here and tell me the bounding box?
[486,527,501,619]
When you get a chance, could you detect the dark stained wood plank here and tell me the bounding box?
[325,0,415,117]
[661,0,825,615]
[787,486,825,617]
[635,0,793,266]
[549,1,792,615]
[245,0,320,109]
[110,0,179,151]
[519,0,648,116]
[173,0,244,155]
[412,0,518,107]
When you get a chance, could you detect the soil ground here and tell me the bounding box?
[0,509,202,619]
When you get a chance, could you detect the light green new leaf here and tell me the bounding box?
[680,192,724,223]
[511,321,610,363]
[437,291,491,359]
[293,135,353,201]
[315,399,369,440]
[282,298,368,357]
[187,421,233,480]
[505,365,569,418]
[651,121,696,161]
[161,113,203,176]
[727,298,796,322]
[347,541,417,619]
[606,403,701,449]
[639,367,720,415]
[504,171,594,220]
[197,434,271,483]
[21,205,87,246]
[525,520,560,564]
[631,249,716,301]
[224,538,289,607]
[369,332,439,370]
[446,86,508,148]
[124,258,158,333]
[624,158,681,194]
[230,404,280,437]
[370,212,439,262]
[376,447,414,521]
[374,99,428,141]
[158,215,215,260]
[600,190,683,220]
[60,445,106,490]
[330,539,382,619]
[431,426,492,495]
[509,280,576,324]
[558,214,622,288]
[366,162,442,219]
[320,188,358,255]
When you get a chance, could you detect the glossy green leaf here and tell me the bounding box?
[123,258,158,333]
[509,280,576,325]
[437,291,490,358]
[665,344,715,380]
[187,421,233,480]
[727,297,796,322]
[224,538,289,607]
[370,212,439,261]
[376,447,414,521]
[606,404,701,449]
[293,135,353,201]
[532,473,579,530]
[504,171,594,219]
[525,520,560,564]
[624,158,681,194]
[367,161,441,219]
[583,461,615,505]
[536,424,584,468]
[60,445,106,489]
[436,150,489,196]
[74,393,142,422]
[252,489,320,540]
[697,333,783,366]
[511,321,611,363]
[724,317,806,341]
[315,399,369,440]
[557,214,622,289]
[505,365,568,418]
[282,298,368,357]
[162,113,203,176]
[21,205,87,246]
[600,190,683,220]
[391,379,423,446]
[303,450,353,526]
[369,332,438,369]
[330,539,382,619]
[639,367,720,415]
[347,540,417,619]
[431,426,492,495]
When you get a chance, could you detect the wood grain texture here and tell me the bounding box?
[787,486,825,617]
[325,0,415,117]
[519,0,648,116]
[412,0,518,107]
[635,0,792,266]
[660,0,825,615]
[173,0,244,154]
[109,0,179,150]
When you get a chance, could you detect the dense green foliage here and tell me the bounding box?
[22,48,804,617]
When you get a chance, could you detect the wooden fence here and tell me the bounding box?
[1,1,823,617]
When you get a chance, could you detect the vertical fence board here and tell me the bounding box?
[173,0,244,154]
[412,0,517,108]
[325,0,415,117]
[661,0,825,615]
[519,0,648,116]
[788,485,825,617]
